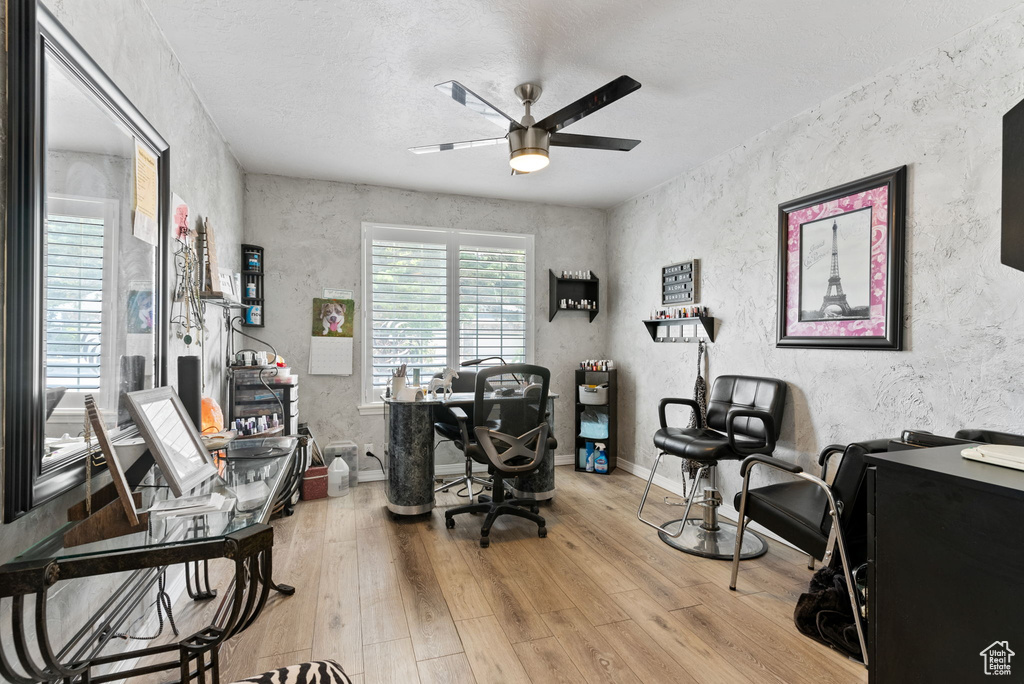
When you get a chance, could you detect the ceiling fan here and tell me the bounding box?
[410,75,642,174]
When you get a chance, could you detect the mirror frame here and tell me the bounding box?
[4,1,171,522]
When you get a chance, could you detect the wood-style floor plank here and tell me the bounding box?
[387,522,465,661]
[516,535,630,626]
[357,525,411,645]
[541,607,642,684]
[153,468,864,684]
[416,653,478,684]
[597,619,696,684]
[513,636,588,684]
[454,531,551,643]
[252,649,312,677]
[612,589,752,684]
[416,517,493,622]
[312,540,363,674]
[257,507,325,656]
[362,637,421,684]
[324,491,357,544]
[456,615,532,684]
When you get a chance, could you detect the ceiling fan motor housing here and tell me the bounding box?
[508,126,550,158]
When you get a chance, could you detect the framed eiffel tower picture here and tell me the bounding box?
[777,166,906,350]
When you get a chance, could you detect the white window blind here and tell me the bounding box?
[458,244,527,365]
[45,214,105,391]
[363,224,534,406]
[370,238,448,394]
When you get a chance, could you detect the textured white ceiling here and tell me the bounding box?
[146,0,1014,208]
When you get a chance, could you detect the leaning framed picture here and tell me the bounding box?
[125,387,218,496]
[777,166,907,350]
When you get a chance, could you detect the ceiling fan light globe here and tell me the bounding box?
[509,150,549,173]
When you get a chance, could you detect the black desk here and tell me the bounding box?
[867,445,1024,682]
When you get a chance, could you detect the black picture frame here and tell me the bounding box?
[776,166,907,351]
[3,1,171,522]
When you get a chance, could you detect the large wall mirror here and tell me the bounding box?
[4,2,170,521]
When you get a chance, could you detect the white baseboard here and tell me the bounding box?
[357,453,575,483]
[616,457,800,551]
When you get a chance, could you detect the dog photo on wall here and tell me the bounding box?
[311,298,354,337]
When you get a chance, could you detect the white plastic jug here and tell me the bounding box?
[328,458,350,498]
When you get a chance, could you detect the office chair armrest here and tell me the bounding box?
[739,454,803,477]
[450,406,472,447]
[659,398,703,429]
[726,409,776,455]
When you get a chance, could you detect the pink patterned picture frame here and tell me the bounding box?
[777,167,907,350]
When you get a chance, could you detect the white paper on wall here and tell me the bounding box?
[308,336,353,375]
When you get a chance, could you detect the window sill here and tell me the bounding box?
[357,403,385,416]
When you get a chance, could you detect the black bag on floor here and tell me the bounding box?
[794,564,864,659]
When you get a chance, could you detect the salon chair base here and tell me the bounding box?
[659,519,767,560]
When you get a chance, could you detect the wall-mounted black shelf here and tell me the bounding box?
[242,244,265,328]
[643,316,716,343]
[549,270,599,322]
[574,369,617,473]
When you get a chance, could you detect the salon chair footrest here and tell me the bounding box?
[658,518,768,560]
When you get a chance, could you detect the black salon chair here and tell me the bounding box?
[637,375,786,560]
[444,364,555,547]
[955,428,1024,446]
[729,439,893,666]
[431,369,494,501]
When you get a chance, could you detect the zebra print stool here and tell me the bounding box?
[231,659,351,684]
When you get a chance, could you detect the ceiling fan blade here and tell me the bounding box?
[549,132,640,151]
[435,81,524,132]
[535,75,641,133]
[409,137,507,154]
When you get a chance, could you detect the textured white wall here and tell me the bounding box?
[606,5,1024,501]
[243,174,608,471]
[0,0,244,585]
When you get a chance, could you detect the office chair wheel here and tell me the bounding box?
[479,536,490,548]
[445,517,455,529]
[530,504,540,514]
[538,526,547,538]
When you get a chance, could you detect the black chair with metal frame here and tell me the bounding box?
[637,375,787,560]
[431,369,493,501]
[729,438,893,667]
[443,364,555,547]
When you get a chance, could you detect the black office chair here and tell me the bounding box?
[729,439,893,666]
[443,364,555,547]
[637,375,786,559]
[431,369,494,501]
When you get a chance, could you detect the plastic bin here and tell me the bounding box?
[578,383,609,405]
[328,458,350,498]
[325,440,359,486]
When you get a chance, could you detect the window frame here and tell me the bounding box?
[360,222,535,409]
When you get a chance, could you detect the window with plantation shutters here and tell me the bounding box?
[369,238,449,392]
[44,197,118,407]
[362,224,534,406]
[45,214,106,391]
[458,245,527,366]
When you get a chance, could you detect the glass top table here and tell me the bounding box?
[4,436,298,567]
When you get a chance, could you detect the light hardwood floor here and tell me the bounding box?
[145,467,867,684]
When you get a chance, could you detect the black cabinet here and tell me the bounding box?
[867,445,1024,682]
[574,368,617,473]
